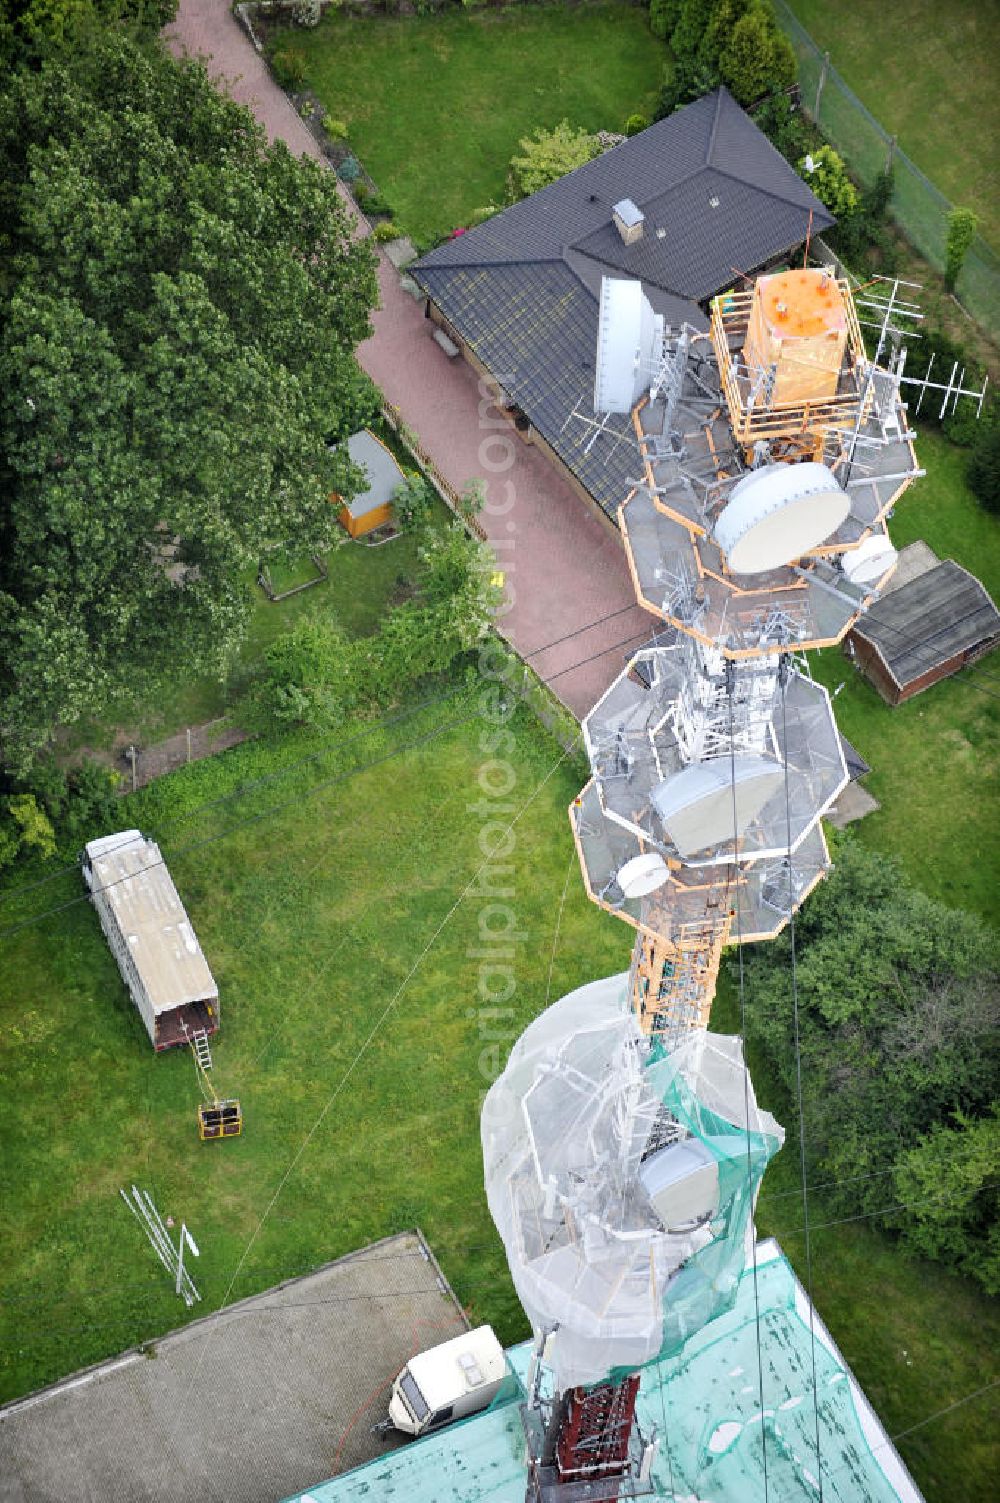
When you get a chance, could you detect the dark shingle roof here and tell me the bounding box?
[412,90,833,518]
[853,561,1000,685]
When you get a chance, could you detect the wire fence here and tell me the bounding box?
[774,0,1000,343]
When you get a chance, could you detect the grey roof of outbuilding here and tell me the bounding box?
[412,89,833,518]
[853,561,1000,685]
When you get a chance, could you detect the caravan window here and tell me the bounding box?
[399,1369,429,1424]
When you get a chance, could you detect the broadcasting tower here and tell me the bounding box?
[481,267,921,1500]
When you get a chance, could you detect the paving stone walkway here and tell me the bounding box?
[165,1,651,719]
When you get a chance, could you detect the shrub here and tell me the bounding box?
[967,425,1000,515]
[624,113,649,137]
[508,121,600,200]
[268,45,307,92]
[5,794,56,861]
[798,144,859,218]
[291,0,321,24]
[322,115,349,141]
[373,220,401,243]
[65,759,121,842]
[719,1,796,108]
[648,0,680,39]
[945,206,979,293]
[337,154,361,184]
[753,93,814,164]
[393,475,435,529]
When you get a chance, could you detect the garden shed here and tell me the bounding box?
[333,429,406,539]
[848,556,1000,704]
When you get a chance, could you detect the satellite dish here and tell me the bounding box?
[841,534,898,586]
[616,852,670,899]
[651,756,785,858]
[593,276,663,415]
[714,462,849,574]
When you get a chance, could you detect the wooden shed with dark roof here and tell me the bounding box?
[848,560,1000,705]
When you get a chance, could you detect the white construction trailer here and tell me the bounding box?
[388,1326,507,1438]
[82,830,220,1051]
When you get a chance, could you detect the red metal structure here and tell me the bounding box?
[556,1376,641,1480]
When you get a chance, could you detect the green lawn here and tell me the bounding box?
[0,695,629,1402]
[285,3,662,245]
[1,689,996,1499]
[811,429,1000,926]
[786,0,1000,248]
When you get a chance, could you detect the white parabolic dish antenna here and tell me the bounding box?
[714,462,850,574]
[617,852,670,898]
[651,755,785,858]
[841,533,898,586]
[593,276,663,415]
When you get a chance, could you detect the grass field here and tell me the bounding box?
[787,0,1000,248]
[1,688,997,1498]
[811,428,1000,926]
[0,694,628,1400]
[284,4,662,245]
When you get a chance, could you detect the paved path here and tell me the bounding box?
[165,2,650,718]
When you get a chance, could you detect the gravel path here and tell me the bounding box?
[165,1,650,718]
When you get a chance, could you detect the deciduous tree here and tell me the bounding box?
[0,35,378,770]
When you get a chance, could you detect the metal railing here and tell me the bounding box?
[774,0,999,342]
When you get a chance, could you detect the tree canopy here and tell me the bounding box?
[0,0,176,72]
[737,839,999,1290]
[0,34,379,770]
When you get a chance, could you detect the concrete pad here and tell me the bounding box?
[826,782,880,828]
[0,1232,468,1503]
[383,237,418,271]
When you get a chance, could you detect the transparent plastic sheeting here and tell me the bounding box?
[481,973,783,1391]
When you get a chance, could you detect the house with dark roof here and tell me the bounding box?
[412,88,833,523]
[848,551,1000,704]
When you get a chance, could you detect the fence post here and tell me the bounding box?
[814,51,830,121]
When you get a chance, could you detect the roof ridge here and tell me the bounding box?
[414,253,569,276]
[708,163,832,220]
[705,87,726,163]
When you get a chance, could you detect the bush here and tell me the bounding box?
[508,121,600,200]
[393,475,434,529]
[753,94,815,164]
[648,0,680,40]
[967,425,1000,515]
[719,1,796,108]
[268,44,307,92]
[322,115,349,141]
[373,220,401,243]
[65,759,120,842]
[894,1109,1000,1294]
[337,154,361,184]
[798,144,859,218]
[945,206,979,293]
[624,113,649,137]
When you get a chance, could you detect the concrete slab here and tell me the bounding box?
[383,237,418,271]
[826,782,881,828]
[882,539,938,595]
[0,1232,469,1503]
